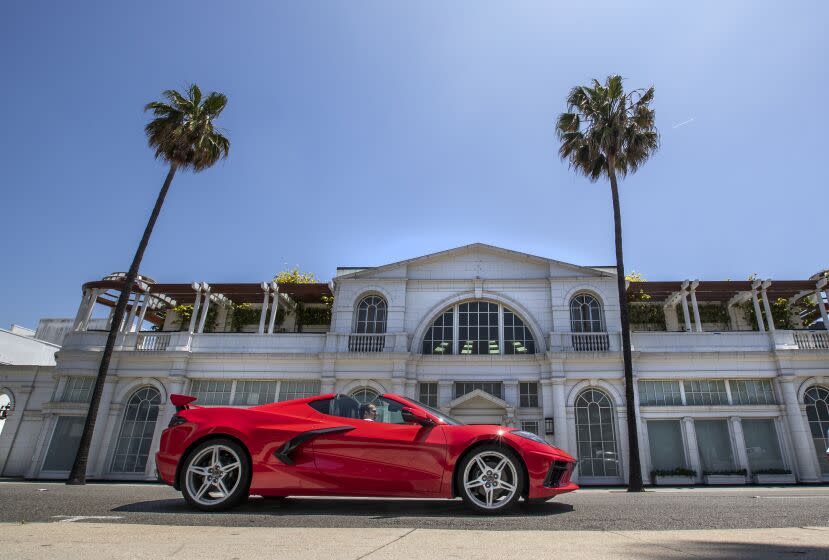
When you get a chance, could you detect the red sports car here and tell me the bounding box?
[156,392,578,514]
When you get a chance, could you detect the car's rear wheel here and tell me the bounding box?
[457,444,524,514]
[181,438,250,511]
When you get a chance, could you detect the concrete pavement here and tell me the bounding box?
[2,522,828,559]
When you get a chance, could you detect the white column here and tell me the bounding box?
[540,380,554,443]
[123,293,141,333]
[438,380,453,411]
[682,417,702,481]
[196,284,211,333]
[79,289,99,330]
[760,280,775,332]
[267,282,280,334]
[632,376,650,483]
[88,379,118,477]
[729,416,750,474]
[503,381,518,409]
[750,283,766,332]
[779,378,820,482]
[72,290,93,330]
[689,281,703,332]
[552,380,568,452]
[136,293,151,332]
[815,279,829,328]
[680,288,692,332]
[188,284,202,333]
[257,283,270,334]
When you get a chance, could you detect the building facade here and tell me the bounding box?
[1,243,827,485]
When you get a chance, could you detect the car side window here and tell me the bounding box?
[370,397,408,425]
[308,398,333,415]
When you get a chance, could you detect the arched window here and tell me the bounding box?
[111,387,161,473]
[350,387,380,404]
[421,301,537,355]
[570,294,605,333]
[0,391,12,437]
[804,386,829,475]
[355,295,387,334]
[575,389,619,478]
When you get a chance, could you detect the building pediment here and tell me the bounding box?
[447,389,512,411]
[335,243,611,281]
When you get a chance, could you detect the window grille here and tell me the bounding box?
[683,380,729,406]
[729,379,776,405]
[638,380,683,406]
[60,377,94,403]
[519,382,539,407]
[418,382,438,407]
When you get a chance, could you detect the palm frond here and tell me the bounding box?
[555,75,659,182]
[144,84,231,172]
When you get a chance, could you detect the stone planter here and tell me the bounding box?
[704,474,746,485]
[752,473,796,484]
[653,475,695,486]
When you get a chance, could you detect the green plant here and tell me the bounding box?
[739,296,816,330]
[703,469,747,476]
[274,268,317,284]
[173,304,217,332]
[651,467,696,478]
[628,303,665,327]
[675,303,730,325]
[753,468,791,475]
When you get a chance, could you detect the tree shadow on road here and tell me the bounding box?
[113,496,573,522]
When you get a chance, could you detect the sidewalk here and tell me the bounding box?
[3,522,828,560]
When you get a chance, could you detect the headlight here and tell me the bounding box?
[511,430,551,446]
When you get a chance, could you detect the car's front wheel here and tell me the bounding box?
[181,438,250,511]
[457,444,524,514]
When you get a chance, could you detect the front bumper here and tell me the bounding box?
[525,451,578,499]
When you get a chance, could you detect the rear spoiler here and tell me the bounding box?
[171,394,198,412]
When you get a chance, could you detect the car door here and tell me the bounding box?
[311,396,447,495]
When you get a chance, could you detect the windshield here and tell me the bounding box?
[410,399,464,426]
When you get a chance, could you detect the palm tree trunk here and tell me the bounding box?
[607,161,644,492]
[67,163,178,485]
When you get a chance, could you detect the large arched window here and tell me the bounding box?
[570,293,605,333]
[354,295,387,334]
[575,389,619,478]
[804,386,829,475]
[421,301,536,355]
[110,387,161,473]
[350,387,380,404]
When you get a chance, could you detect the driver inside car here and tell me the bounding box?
[361,403,377,421]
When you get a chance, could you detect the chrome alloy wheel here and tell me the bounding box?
[184,444,243,507]
[462,450,519,510]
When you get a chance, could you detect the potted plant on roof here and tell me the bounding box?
[651,467,696,486]
[752,468,796,484]
[703,469,747,485]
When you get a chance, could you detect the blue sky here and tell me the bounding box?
[1,1,827,328]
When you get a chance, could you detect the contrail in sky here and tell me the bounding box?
[672,117,695,129]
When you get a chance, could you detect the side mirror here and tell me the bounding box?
[401,406,435,427]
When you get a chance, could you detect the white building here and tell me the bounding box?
[0,244,827,485]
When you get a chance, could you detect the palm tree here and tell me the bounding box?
[67,85,230,484]
[555,75,659,492]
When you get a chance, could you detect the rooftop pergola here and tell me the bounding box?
[72,273,333,333]
[626,278,828,332]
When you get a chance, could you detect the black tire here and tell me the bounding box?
[456,443,525,514]
[180,438,251,511]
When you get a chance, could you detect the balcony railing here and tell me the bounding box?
[550,332,619,352]
[135,333,171,351]
[347,333,390,352]
[793,331,829,349]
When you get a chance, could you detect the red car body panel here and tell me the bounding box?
[156,393,578,501]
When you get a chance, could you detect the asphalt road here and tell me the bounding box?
[1,481,828,531]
